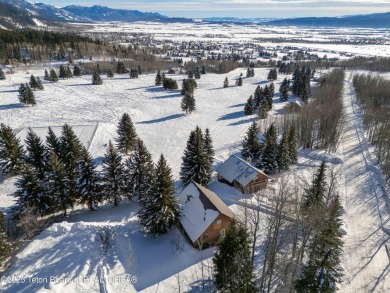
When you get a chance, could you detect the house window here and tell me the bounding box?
[220,229,225,237]
[216,220,221,225]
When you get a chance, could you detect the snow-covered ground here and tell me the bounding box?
[338,74,390,292]
[80,22,390,57]
[1,65,390,291]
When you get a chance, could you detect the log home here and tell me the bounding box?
[217,155,269,194]
[178,181,235,248]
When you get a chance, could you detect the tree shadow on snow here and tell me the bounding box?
[228,117,255,126]
[228,103,246,108]
[137,114,184,124]
[0,103,24,110]
[217,110,245,121]
[67,83,91,87]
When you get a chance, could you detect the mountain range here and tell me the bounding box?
[0,0,389,29]
[0,0,189,28]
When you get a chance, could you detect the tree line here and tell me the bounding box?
[353,73,390,186]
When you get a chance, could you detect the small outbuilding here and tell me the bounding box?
[217,155,269,194]
[178,181,235,248]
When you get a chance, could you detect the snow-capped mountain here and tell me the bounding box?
[0,0,188,29]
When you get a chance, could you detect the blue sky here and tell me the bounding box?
[37,0,390,18]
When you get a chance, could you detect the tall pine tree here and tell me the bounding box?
[124,138,155,200]
[213,221,256,292]
[0,123,24,175]
[102,140,125,207]
[242,121,262,160]
[138,154,180,235]
[181,90,196,114]
[116,113,138,154]
[76,149,101,211]
[180,127,210,186]
[261,123,278,173]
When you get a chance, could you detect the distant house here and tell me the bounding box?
[178,181,235,248]
[217,155,269,194]
[284,100,304,113]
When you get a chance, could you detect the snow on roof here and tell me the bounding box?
[16,124,98,151]
[217,155,269,187]
[178,182,234,243]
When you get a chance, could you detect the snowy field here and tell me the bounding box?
[0,64,390,291]
[80,22,390,57]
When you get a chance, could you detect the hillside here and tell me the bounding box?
[266,12,390,28]
[0,2,35,29]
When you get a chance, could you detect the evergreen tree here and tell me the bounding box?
[76,149,101,211]
[201,65,206,75]
[213,221,256,292]
[0,212,10,263]
[254,85,263,108]
[137,65,142,75]
[44,69,50,81]
[180,127,211,186]
[188,70,194,79]
[288,124,298,164]
[36,77,43,90]
[66,66,72,78]
[73,65,82,77]
[49,69,58,82]
[163,78,178,90]
[203,128,214,181]
[181,90,196,114]
[0,123,24,175]
[263,85,273,111]
[59,124,84,204]
[258,97,269,119]
[46,152,71,216]
[116,61,126,74]
[276,131,289,171]
[19,84,36,106]
[138,154,180,235]
[155,70,162,86]
[92,71,103,85]
[116,113,138,154]
[223,77,229,88]
[242,121,262,160]
[244,95,254,115]
[279,78,290,101]
[130,68,139,79]
[45,126,61,157]
[0,67,5,80]
[102,140,125,207]
[302,162,327,218]
[125,138,155,200]
[236,76,243,86]
[107,69,114,79]
[181,78,197,95]
[29,75,38,89]
[18,83,26,98]
[261,124,278,173]
[14,164,49,216]
[25,128,47,179]
[295,183,343,292]
[59,64,67,79]
[194,66,201,79]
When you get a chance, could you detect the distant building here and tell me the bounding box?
[217,155,269,194]
[178,181,235,248]
[284,100,304,113]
